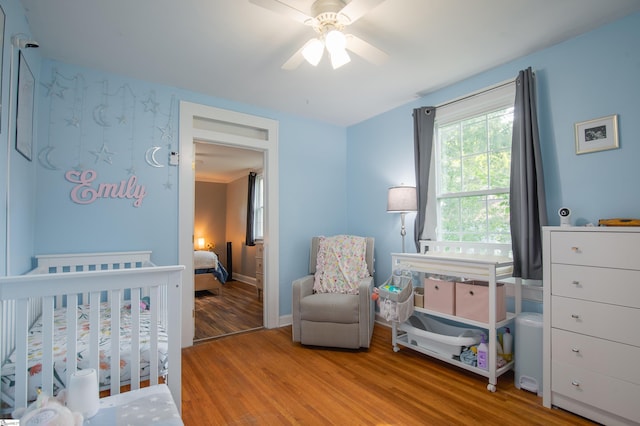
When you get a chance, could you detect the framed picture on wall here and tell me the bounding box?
[575,114,619,155]
[0,6,5,132]
[16,51,35,161]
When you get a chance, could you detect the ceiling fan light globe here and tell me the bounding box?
[302,38,324,66]
[330,48,351,69]
[325,29,346,54]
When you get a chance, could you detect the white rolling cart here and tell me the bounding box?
[391,241,522,392]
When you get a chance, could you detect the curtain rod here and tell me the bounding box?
[435,78,516,109]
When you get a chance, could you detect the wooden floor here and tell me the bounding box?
[194,280,263,341]
[182,324,595,425]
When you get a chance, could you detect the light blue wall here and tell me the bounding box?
[30,60,348,316]
[1,0,41,275]
[347,12,640,284]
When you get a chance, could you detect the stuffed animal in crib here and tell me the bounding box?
[12,388,83,426]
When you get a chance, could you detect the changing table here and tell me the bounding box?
[391,241,522,392]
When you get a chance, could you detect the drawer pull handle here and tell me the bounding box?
[571,246,580,252]
[571,380,580,387]
[469,290,474,296]
[571,314,580,319]
[572,280,580,286]
[435,285,439,290]
[571,347,580,353]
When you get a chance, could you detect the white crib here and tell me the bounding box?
[0,251,184,416]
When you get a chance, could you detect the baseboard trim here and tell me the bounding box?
[233,273,256,286]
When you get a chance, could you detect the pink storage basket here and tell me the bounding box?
[424,277,456,315]
[455,280,506,323]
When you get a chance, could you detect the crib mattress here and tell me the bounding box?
[1,301,168,404]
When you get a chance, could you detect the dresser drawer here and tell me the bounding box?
[551,296,640,346]
[552,329,640,385]
[256,258,264,273]
[550,231,640,269]
[551,360,640,423]
[255,272,263,290]
[552,264,640,308]
[256,243,264,258]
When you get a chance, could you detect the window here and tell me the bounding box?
[252,173,264,240]
[434,83,515,244]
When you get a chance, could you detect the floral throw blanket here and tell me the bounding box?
[0,300,168,407]
[313,235,369,294]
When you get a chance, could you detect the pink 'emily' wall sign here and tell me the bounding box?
[65,169,147,207]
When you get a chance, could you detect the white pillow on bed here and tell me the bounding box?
[194,250,218,269]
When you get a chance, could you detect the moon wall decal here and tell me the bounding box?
[38,146,59,170]
[93,104,111,127]
[145,146,164,168]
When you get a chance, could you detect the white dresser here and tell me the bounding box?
[543,226,640,425]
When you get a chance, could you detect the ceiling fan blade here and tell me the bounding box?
[345,34,388,65]
[281,43,307,70]
[338,0,386,24]
[249,0,314,25]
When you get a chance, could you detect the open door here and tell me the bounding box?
[178,102,279,347]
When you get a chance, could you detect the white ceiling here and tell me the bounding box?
[194,141,263,183]
[21,0,640,127]
[19,0,640,179]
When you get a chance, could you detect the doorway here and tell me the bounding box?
[193,142,264,341]
[178,101,280,348]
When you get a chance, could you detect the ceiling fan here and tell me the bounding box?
[250,0,389,70]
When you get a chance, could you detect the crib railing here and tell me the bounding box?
[0,252,184,414]
[21,252,160,333]
[32,251,153,273]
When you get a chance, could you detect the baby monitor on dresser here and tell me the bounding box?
[558,207,571,227]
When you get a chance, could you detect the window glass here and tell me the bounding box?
[434,83,515,244]
[253,174,264,240]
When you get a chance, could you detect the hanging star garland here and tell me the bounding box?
[90,143,116,164]
[65,116,80,127]
[41,77,68,98]
[142,92,159,114]
[157,122,173,141]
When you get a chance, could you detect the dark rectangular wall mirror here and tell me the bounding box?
[0,5,5,132]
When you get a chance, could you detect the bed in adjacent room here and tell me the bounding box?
[194,250,228,295]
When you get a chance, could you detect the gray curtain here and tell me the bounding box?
[245,172,257,247]
[413,107,436,252]
[510,67,547,279]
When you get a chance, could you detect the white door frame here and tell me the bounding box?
[178,101,279,347]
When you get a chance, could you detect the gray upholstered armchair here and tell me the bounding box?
[292,236,375,349]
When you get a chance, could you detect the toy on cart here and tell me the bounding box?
[373,269,414,323]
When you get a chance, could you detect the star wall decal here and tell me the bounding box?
[90,143,116,164]
[158,123,173,141]
[142,94,159,114]
[65,116,80,127]
[41,78,67,98]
